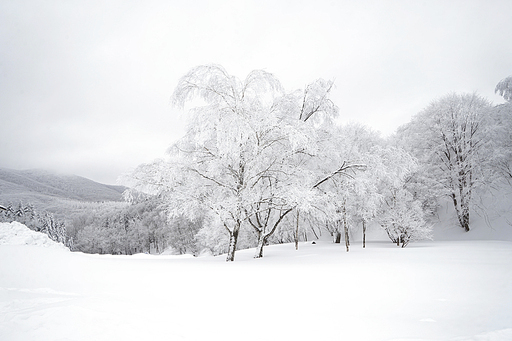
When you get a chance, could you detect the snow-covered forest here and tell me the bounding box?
[3,67,511,261]
[121,66,512,260]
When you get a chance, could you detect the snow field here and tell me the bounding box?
[1,223,511,341]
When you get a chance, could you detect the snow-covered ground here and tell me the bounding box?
[0,222,68,250]
[0,221,511,341]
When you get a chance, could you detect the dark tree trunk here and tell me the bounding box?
[226,222,240,262]
[452,193,471,232]
[254,232,265,259]
[254,208,293,258]
[362,220,366,249]
[334,231,341,243]
[295,210,300,251]
[342,204,349,252]
[461,199,470,232]
[344,224,350,252]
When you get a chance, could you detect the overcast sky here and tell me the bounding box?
[1,0,511,184]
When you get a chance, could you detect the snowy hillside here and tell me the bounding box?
[0,168,126,205]
[432,188,512,242]
[0,222,511,341]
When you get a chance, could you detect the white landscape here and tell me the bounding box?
[2,3,512,340]
[1,216,511,341]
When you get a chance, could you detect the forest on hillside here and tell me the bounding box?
[3,67,511,260]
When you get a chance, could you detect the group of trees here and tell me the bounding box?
[66,198,201,255]
[4,68,510,261]
[0,199,201,255]
[127,65,440,261]
[0,202,68,246]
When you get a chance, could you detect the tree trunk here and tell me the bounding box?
[254,232,265,258]
[295,210,300,250]
[362,220,366,248]
[254,208,293,258]
[342,204,349,252]
[461,207,470,232]
[334,231,341,243]
[344,224,350,252]
[461,188,471,232]
[226,223,240,262]
[453,194,471,232]
[452,184,471,232]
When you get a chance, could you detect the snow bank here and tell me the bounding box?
[0,221,68,250]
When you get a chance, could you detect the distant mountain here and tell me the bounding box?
[0,168,127,207]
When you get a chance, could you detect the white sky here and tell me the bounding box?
[1,0,511,184]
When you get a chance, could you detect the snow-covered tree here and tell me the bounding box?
[396,93,493,232]
[379,187,432,247]
[39,212,67,244]
[306,124,385,251]
[0,201,70,247]
[128,65,347,261]
[495,75,512,103]
[373,146,432,247]
[491,103,512,182]
[126,64,378,260]
[490,77,512,183]
[351,171,383,249]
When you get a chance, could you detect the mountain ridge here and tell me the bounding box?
[0,168,126,206]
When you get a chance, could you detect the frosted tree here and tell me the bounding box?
[245,78,349,258]
[374,146,432,247]
[310,124,384,251]
[495,76,512,103]
[128,65,345,261]
[396,93,493,232]
[170,65,285,261]
[491,77,512,182]
[337,124,383,249]
[126,65,371,260]
[351,173,382,249]
[379,188,432,247]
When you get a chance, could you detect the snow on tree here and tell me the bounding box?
[495,75,512,103]
[126,64,382,260]
[379,187,432,247]
[373,146,432,247]
[490,77,512,183]
[0,201,71,247]
[396,93,494,232]
[307,124,387,251]
[337,124,383,250]
[491,103,512,182]
[245,78,347,258]
[350,167,383,249]
[128,65,347,261]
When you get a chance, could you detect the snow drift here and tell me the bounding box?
[0,221,68,250]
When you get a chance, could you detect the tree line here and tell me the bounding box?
[127,65,512,261]
[4,69,510,260]
[0,202,68,246]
